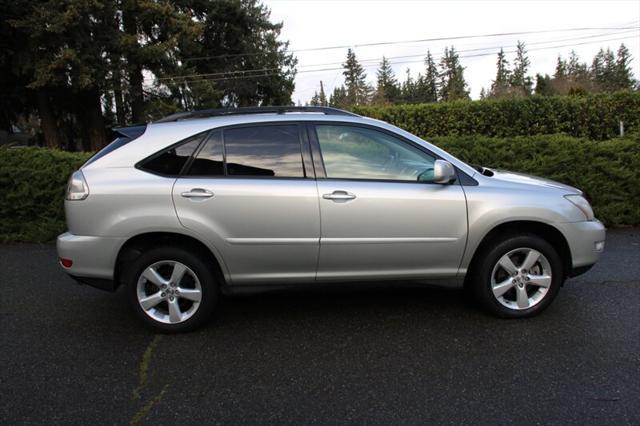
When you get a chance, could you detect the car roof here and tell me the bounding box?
[84,109,478,178]
[148,110,371,132]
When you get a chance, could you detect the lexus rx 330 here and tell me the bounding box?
[57,107,605,332]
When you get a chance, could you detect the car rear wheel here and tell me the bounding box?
[471,234,563,318]
[124,246,217,333]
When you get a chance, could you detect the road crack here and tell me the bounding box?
[130,384,168,426]
[132,335,162,401]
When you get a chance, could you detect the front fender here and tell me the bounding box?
[459,186,577,273]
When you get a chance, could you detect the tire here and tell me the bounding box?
[124,246,218,333]
[470,234,564,318]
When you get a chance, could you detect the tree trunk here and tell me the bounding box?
[111,9,127,125]
[0,106,11,133]
[112,66,126,124]
[36,89,63,148]
[123,4,144,123]
[77,89,107,151]
[77,108,92,152]
[128,65,145,123]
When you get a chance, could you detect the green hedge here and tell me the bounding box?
[0,148,90,242]
[354,91,640,140]
[0,134,638,242]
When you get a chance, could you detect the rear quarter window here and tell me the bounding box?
[83,125,147,167]
[138,132,207,176]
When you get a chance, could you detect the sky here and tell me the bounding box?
[263,0,640,103]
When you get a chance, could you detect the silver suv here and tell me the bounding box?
[57,107,605,332]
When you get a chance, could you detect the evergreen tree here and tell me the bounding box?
[602,48,618,90]
[342,48,371,105]
[438,46,470,101]
[534,74,554,96]
[0,0,27,135]
[548,47,635,95]
[511,41,532,96]
[401,68,418,103]
[2,0,298,149]
[422,51,439,102]
[552,53,589,94]
[182,0,297,109]
[589,48,617,91]
[567,51,589,80]
[309,91,320,106]
[310,81,328,106]
[413,74,430,103]
[479,87,487,99]
[554,56,567,79]
[489,48,511,98]
[8,0,122,149]
[566,50,590,93]
[373,57,400,104]
[319,81,328,106]
[329,85,349,108]
[615,43,635,89]
[591,49,606,90]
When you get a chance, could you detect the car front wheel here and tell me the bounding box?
[471,234,564,318]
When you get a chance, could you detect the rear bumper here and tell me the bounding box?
[556,219,606,270]
[56,232,125,289]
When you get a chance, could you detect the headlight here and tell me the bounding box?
[66,170,89,201]
[564,194,594,221]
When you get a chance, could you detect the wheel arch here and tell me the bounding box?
[465,220,572,279]
[114,232,227,290]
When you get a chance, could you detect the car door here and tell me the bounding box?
[310,123,468,280]
[172,123,320,285]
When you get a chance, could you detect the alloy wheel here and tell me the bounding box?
[136,260,203,324]
[490,247,552,310]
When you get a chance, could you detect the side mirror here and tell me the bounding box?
[432,160,455,184]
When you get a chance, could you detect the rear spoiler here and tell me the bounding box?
[112,125,147,140]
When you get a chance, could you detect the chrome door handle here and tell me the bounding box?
[322,190,356,201]
[181,188,214,199]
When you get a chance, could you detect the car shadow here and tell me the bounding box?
[213,282,482,326]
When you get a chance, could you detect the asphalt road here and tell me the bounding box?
[1,229,639,425]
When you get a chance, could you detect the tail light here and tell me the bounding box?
[65,170,89,201]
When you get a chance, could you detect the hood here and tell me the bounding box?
[486,169,581,194]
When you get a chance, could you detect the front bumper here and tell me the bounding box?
[56,232,126,291]
[556,219,606,271]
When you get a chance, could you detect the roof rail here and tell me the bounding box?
[154,106,359,123]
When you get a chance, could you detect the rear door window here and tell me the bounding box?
[223,125,304,177]
[184,131,224,176]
